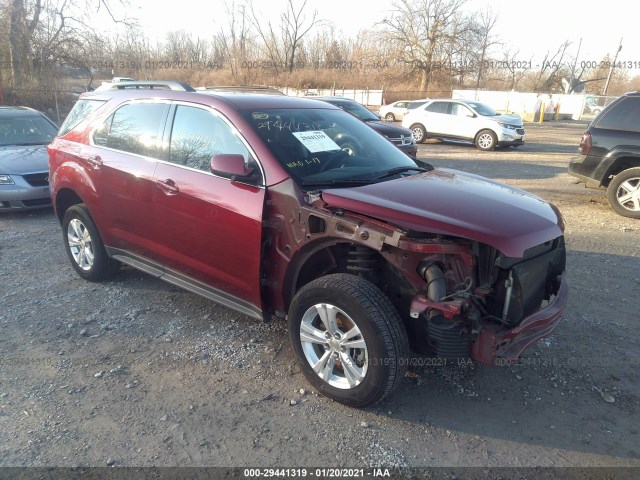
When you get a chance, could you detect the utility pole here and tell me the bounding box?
[603,37,623,96]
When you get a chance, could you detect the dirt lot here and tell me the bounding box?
[0,121,639,474]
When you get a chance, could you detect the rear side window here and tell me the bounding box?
[58,99,106,136]
[93,102,169,157]
[426,102,450,114]
[595,97,640,132]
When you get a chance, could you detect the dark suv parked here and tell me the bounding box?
[49,89,567,407]
[569,91,640,218]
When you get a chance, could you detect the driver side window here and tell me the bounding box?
[169,105,262,183]
[451,104,473,117]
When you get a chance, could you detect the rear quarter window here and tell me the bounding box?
[58,99,107,136]
[595,97,640,132]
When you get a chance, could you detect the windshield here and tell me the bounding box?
[0,115,58,146]
[334,101,379,122]
[466,102,498,116]
[242,108,422,188]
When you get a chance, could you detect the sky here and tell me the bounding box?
[120,0,636,71]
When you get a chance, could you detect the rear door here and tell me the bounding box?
[423,101,452,136]
[152,103,265,317]
[88,101,170,259]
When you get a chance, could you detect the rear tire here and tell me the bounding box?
[606,167,640,219]
[288,274,409,407]
[62,204,120,281]
[410,124,427,144]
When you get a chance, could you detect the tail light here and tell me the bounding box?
[578,132,592,155]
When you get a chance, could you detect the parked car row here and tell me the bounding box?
[4,80,636,407]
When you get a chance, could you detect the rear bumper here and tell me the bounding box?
[397,144,418,157]
[471,275,569,365]
[568,155,605,189]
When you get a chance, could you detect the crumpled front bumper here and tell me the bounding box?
[471,275,569,365]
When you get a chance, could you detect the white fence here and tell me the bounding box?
[452,89,619,121]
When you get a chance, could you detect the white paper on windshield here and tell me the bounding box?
[292,131,340,153]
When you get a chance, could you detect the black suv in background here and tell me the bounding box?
[569,91,640,219]
[315,97,418,158]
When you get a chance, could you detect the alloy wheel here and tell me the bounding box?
[299,303,368,389]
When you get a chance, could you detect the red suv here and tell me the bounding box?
[49,89,568,407]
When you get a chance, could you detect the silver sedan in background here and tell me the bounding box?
[0,106,57,211]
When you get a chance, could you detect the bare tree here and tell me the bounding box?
[473,6,499,89]
[501,47,531,90]
[249,1,285,73]
[280,0,323,73]
[381,0,468,93]
[5,0,135,84]
[531,40,571,92]
[221,0,254,81]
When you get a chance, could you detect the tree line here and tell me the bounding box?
[1,0,636,100]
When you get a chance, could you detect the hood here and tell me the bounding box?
[492,114,523,126]
[321,169,563,258]
[364,120,414,138]
[0,145,49,174]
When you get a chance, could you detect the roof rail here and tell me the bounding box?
[196,85,285,95]
[94,80,196,92]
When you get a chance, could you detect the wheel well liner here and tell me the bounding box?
[602,157,640,186]
[55,189,84,223]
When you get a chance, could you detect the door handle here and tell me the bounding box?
[156,178,179,195]
[86,155,102,168]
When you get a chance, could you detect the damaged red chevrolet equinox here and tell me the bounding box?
[49,90,568,407]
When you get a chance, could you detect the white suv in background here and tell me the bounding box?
[402,99,525,150]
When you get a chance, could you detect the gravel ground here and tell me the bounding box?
[0,121,638,474]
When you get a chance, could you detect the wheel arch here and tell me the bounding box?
[601,156,640,187]
[55,188,85,224]
[282,239,414,316]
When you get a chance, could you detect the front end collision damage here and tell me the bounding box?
[261,180,568,365]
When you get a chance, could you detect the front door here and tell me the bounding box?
[153,104,265,316]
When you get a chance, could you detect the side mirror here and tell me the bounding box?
[210,154,254,180]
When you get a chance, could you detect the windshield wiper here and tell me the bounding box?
[302,177,374,187]
[302,165,430,187]
[373,166,428,180]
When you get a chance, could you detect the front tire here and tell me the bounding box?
[475,129,497,150]
[288,274,409,407]
[606,167,640,219]
[410,124,427,144]
[62,204,120,281]
[384,113,396,122]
